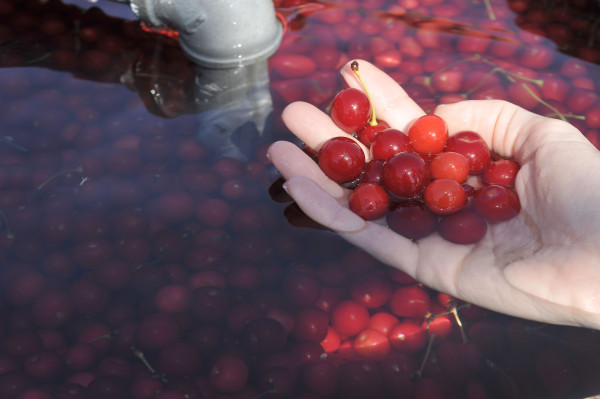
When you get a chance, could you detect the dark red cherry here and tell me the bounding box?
[386,201,437,240]
[382,153,430,199]
[445,131,491,174]
[318,137,366,184]
[359,159,385,185]
[482,159,520,187]
[348,183,390,220]
[438,209,488,244]
[473,185,521,222]
[357,120,390,147]
[370,128,411,161]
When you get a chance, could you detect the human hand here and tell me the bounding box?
[268,60,600,330]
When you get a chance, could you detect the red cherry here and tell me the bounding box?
[423,178,467,215]
[370,128,412,161]
[320,326,341,353]
[359,159,385,185]
[350,273,392,309]
[357,120,390,147]
[331,300,370,337]
[445,131,491,174]
[482,159,520,187]
[389,285,430,318]
[519,45,554,69]
[318,137,366,184]
[209,355,248,394]
[368,312,400,336]
[388,320,427,352]
[438,209,488,244]
[337,360,386,399]
[242,317,288,354]
[430,151,469,183]
[330,88,372,133]
[473,185,521,222]
[348,182,390,220]
[302,357,339,396]
[292,307,329,343]
[423,312,453,340]
[382,152,430,199]
[270,54,317,78]
[408,114,448,154]
[353,328,391,360]
[386,200,437,240]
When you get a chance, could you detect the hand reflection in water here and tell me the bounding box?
[268,60,600,330]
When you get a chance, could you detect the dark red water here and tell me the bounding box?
[1,0,600,398]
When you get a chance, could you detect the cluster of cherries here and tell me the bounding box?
[317,61,521,244]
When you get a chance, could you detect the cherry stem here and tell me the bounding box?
[73,20,82,52]
[546,112,586,120]
[26,52,51,65]
[0,136,28,152]
[416,332,437,377]
[450,305,468,344]
[350,60,378,126]
[88,334,113,344]
[36,166,84,191]
[518,82,567,121]
[133,347,169,383]
[484,358,519,398]
[0,209,14,239]
[434,54,482,77]
[483,0,496,20]
[462,66,502,98]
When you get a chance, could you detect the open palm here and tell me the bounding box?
[268,60,600,330]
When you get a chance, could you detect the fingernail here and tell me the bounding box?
[281,183,289,193]
[265,152,271,162]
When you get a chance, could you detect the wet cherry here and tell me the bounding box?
[318,137,366,184]
[408,114,448,154]
[430,151,469,183]
[330,88,371,133]
[423,178,467,215]
[445,131,491,174]
[382,152,430,199]
[386,200,437,240]
[473,184,521,222]
[370,128,412,161]
[438,209,488,244]
[348,182,390,220]
[482,159,520,187]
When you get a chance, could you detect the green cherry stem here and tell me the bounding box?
[36,166,84,191]
[483,0,496,20]
[0,209,14,239]
[351,60,378,127]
